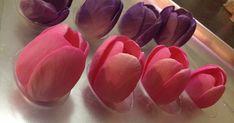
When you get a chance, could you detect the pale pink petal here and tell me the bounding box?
[186,73,215,101]
[27,46,85,101]
[194,85,225,108]
[92,53,142,103]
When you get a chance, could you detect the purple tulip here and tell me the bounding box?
[20,0,73,26]
[154,6,196,47]
[119,2,161,47]
[76,0,123,39]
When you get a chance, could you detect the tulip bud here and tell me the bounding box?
[119,2,161,47]
[88,35,144,103]
[76,0,123,40]
[154,6,196,47]
[185,65,226,108]
[141,45,191,105]
[20,0,73,26]
[16,24,89,102]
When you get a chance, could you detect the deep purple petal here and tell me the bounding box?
[77,0,123,38]
[175,8,192,18]
[174,18,196,46]
[171,15,191,43]
[155,12,178,46]
[46,8,70,26]
[20,0,58,24]
[119,2,145,38]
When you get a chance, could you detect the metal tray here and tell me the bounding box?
[0,0,234,123]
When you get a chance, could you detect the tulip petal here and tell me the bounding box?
[20,0,58,24]
[171,15,191,43]
[175,19,196,46]
[192,64,227,85]
[146,47,171,72]
[160,6,175,26]
[142,58,185,104]
[186,73,216,101]
[47,9,69,26]
[194,85,225,108]
[156,12,178,45]
[16,33,70,87]
[123,39,142,59]
[142,45,165,76]
[88,39,124,84]
[169,46,189,67]
[119,2,145,39]
[92,53,142,103]
[77,0,123,38]
[155,68,190,104]
[44,0,72,10]
[27,46,85,101]
[175,8,192,18]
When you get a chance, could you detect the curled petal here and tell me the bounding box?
[20,0,58,24]
[169,46,189,67]
[27,46,85,101]
[142,58,186,104]
[192,64,227,85]
[174,19,196,46]
[195,85,225,108]
[186,73,216,101]
[160,6,175,26]
[119,2,145,38]
[156,68,190,104]
[16,33,70,87]
[93,53,142,103]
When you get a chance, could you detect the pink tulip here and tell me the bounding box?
[16,24,89,102]
[185,64,226,108]
[88,35,144,103]
[141,45,191,105]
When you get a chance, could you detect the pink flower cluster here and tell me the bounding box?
[16,24,226,109]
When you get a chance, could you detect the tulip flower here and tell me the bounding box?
[141,45,191,105]
[119,2,161,47]
[88,35,144,104]
[16,24,89,102]
[154,6,196,47]
[20,0,73,26]
[76,0,123,39]
[185,64,226,108]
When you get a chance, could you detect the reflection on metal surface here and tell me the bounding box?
[0,0,234,123]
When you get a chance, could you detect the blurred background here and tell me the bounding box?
[173,0,234,48]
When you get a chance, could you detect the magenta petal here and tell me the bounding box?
[195,85,225,108]
[88,36,129,83]
[92,53,142,103]
[16,33,70,87]
[186,74,216,100]
[146,47,171,72]
[27,46,85,101]
[156,68,190,104]
[169,46,189,67]
[142,58,185,104]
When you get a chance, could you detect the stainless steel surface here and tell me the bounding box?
[0,0,234,123]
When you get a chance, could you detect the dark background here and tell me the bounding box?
[173,0,234,48]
